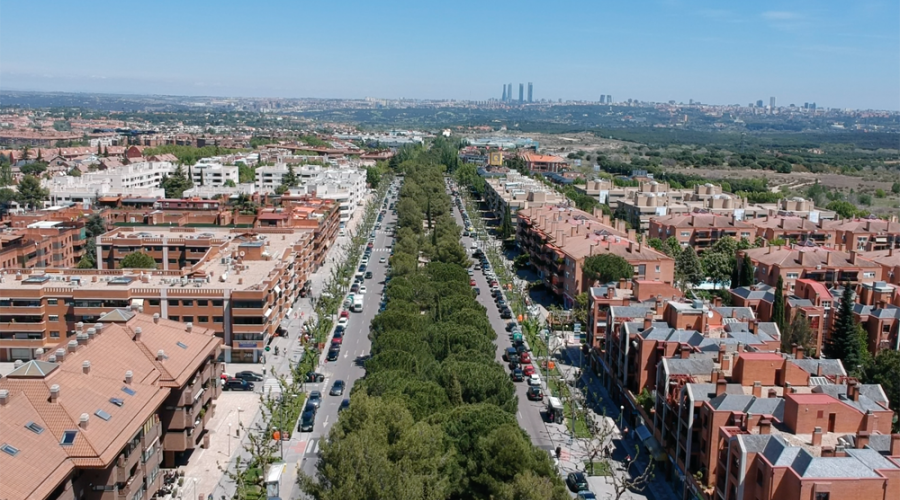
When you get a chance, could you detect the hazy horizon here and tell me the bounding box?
[2,0,898,111]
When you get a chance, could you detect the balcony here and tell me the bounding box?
[163,428,192,452]
[0,321,47,332]
[116,465,144,499]
[164,406,194,430]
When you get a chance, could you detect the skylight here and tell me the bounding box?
[60,430,77,446]
[121,386,136,396]
[95,410,112,421]
[109,397,124,407]
[25,422,44,434]
[1,443,19,456]
[176,341,188,349]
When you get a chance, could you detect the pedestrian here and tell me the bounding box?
[555,446,562,459]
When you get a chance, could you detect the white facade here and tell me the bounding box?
[308,169,367,224]
[183,183,257,199]
[191,162,239,187]
[42,161,173,206]
[255,165,289,192]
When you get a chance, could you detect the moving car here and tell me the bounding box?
[511,368,524,382]
[223,378,254,391]
[379,257,386,263]
[527,374,542,386]
[330,380,345,396]
[234,371,264,382]
[307,391,323,408]
[365,271,373,279]
[339,399,351,412]
[503,347,518,362]
[520,351,531,364]
[298,410,316,432]
[305,371,325,383]
[526,386,543,401]
[566,472,589,493]
[358,285,367,295]
[523,364,535,377]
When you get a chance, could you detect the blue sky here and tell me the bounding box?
[1,0,898,110]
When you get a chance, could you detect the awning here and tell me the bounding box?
[131,298,144,307]
[264,308,273,318]
[193,388,204,402]
[635,425,666,461]
[274,285,282,295]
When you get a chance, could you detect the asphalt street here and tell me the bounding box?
[286,187,397,495]
[448,188,562,459]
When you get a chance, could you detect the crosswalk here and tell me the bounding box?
[304,438,321,455]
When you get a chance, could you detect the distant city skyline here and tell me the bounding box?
[1,0,898,111]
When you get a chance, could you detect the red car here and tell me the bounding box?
[490,281,499,287]
[340,310,350,319]
[523,364,535,376]
[367,242,374,249]
[470,279,477,286]
[520,352,531,363]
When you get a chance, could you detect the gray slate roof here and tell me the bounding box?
[790,358,846,377]
[708,394,785,421]
[713,307,755,320]
[665,357,714,376]
[812,384,888,414]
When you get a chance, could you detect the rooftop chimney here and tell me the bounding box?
[716,378,727,396]
[768,388,778,398]
[753,381,762,398]
[185,322,193,333]
[796,347,804,360]
[76,333,88,346]
[812,427,823,446]
[711,369,720,385]
[856,431,870,449]
[643,313,652,331]
[94,323,103,334]
[0,389,8,406]
[125,370,133,384]
[134,327,142,341]
[49,384,60,403]
[157,349,166,361]
[79,413,89,429]
[86,328,96,341]
[76,322,84,332]
[47,355,56,363]
[821,446,834,457]
[152,313,160,324]
[82,360,91,375]
[56,348,66,361]
[849,380,859,401]
[891,434,900,456]
[759,418,771,435]
[680,347,691,359]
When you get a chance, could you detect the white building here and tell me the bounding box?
[255,165,289,192]
[191,162,239,187]
[183,183,257,199]
[42,161,173,206]
[307,169,367,225]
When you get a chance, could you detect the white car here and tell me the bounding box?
[379,257,386,263]
[337,317,349,328]
[358,286,367,295]
[527,374,542,386]
[470,242,478,249]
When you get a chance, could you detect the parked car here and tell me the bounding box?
[500,308,512,319]
[339,398,351,412]
[511,368,524,382]
[473,287,480,296]
[576,492,597,500]
[567,472,589,493]
[340,310,350,319]
[520,351,531,364]
[234,371,264,382]
[330,380,346,396]
[332,331,344,344]
[327,348,340,362]
[224,378,254,391]
[305,372,325,383]
[522,364,535,377]
[304,402,317,415]
[526,386,543,401]
[503,347,518,362]
[307,391,323,408]
[527,374,542,386]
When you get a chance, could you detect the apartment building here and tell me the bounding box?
[190,162,239,188]
[648,213,755,251]
[521,151,567,174]
[739,246,883,292]
[43,162,174,206]
[307,169,367,225]
[0,226,320,363]
[255,165,289,192]
[745,216,835,245]
[0,218,88,270]
[516,205,674,307]
[482,172,565,215]
[0,311,222,500]
[829,218,900,251]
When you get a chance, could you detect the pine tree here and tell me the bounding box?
[739,254,755,287]
[773,276,785,335]
[499,204,514,240]
[825,284,864,372]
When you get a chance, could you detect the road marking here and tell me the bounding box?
[306,439,318,455]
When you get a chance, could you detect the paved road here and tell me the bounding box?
[285,187,397,497]
[448,186,562,459]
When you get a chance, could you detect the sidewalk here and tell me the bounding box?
[554,347,678,500]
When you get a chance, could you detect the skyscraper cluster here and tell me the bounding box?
[599,94,612,104]
[500,83,533,103]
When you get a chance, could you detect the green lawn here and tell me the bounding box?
[583,461,612,476]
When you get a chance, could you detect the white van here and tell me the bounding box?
[351,295,364,313]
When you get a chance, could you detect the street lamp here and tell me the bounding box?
[227,423,232,456]
[619,405,625,428]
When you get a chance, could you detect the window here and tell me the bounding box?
[182,300,194,307]
[786,273,799,279]
[49,315,59,322]
[212,300,223,307]
[122,386,136,396]
[47,298,58,306]
[213,316,224,323]
[1,443,19,456]
[95,409,112,421]
[817,410,824,418]
[655,265,660,273]
[815,494,829,500]
[182,316,193,323]
[50,331,60,338]
[60,430,78,446]
[756,468,763,486]
[198,316,209,323]
[169,316,179,322]
[863,272,876,278]
[681,232,690,237]
[109,398,124,407]
[148,299,160,306]
[25,422,44,434]
[197,300,208,307]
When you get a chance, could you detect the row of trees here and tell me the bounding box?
[299,143,569,499]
